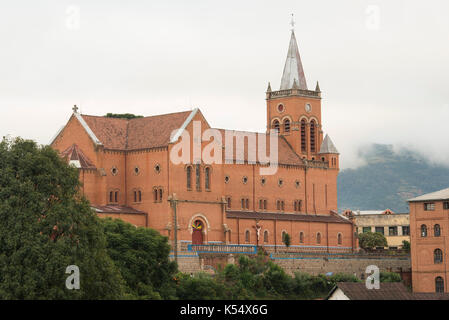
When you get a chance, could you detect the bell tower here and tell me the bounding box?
[266,29,326,161]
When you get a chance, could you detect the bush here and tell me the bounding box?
[380,272,402,283]
[358,232,388,250]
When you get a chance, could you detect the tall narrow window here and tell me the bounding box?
[300,119,306,152]
[245,230,250,243]
[435,224,441,237]
[138,190,142,202]
[241,198,245,210]
[299,232,304,244]
[195,164,201,191]
[338,233,342,245]
[114,191,118,203]
[226,197,231,209]
[264,230,268,243]
[205,167,210,190]
[154,189,158,202]
[109,191,113,203]
[134,191,137,203]
[159,188,163,202]
[273,120,280,133]
[263,200,267,210]
[434,249,443,264]
[421,225,428,237]
[259,199,263,210]
[436,277,444,293]
[284,119,290,133]
[186,166,192,189]
[316,232,321,244]
[310,120,316,153]
[245,199,249,210]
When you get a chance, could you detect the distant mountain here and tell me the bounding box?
[337,144,449,213]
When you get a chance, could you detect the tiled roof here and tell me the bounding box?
[80,110,192,150]
[328,282,449,300]
[408,187,449,202]
[226,211,352,224]
[60,144,96,169]
[91,205,146,215]
[329,282,413,300]
[216,129,303,166]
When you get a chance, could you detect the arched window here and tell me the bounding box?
[159,188,163,202]
[186,166,192,189]
[434,249,443,264]
[245,230,250,243]
[114,191,118,203]
[284,119,290,133]
[316,232,321,244]
[138,190,142,202]
[421,225,428,237]
[205,167,210,190]
[299,232,304,244]
[338,233,342,245]
[109,191,113,203]
[133,190,137,203]
[435,224,441,237]
[436,277,444,293]
[264,230,269,243]
[273,120,280,133]
[300,119,306,152]
[154,189,158,202]
[310,120,316,153]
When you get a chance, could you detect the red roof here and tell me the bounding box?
[80,111,191,150]
[60,144,96,169]
[226,211,351,224]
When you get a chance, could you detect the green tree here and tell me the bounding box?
[380,272,402,282]
[105,113,143,120]
[0,137,126,299]
[282,233,291,248]
[101,218,178,299]
[357,231,388,250]
[402,240,410,253]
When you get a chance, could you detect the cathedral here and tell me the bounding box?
[50,29,355,253]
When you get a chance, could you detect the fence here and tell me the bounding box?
[187,244,257,254]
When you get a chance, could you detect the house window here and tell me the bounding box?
[362,227,371,233]
[299,232,304,244]
[434,249,443,264]
[316,232,321,244]
[245,230,250,243]
[421,225,428,237]
[109,191,113,203]
[436,277,445,293]
[444,202,449,210]
[114,191,118,203]
[263,200,267,210]
[273,120,280,133]
[389,226,398,236]
[402,226,410,236]
[241,198,249,210]
[205,167,211,190]
[294,200,301,212]
[259,199,263,210]
[338,233,342,245]
[264,230,268,243]
[300,119,306,152]
[138,190,142,202]
[435,224,441,237]
[424,203,435,211]
[375,227,384,235]
[284,119,290,133]
[186,166,192,189]
[134,191,137,203]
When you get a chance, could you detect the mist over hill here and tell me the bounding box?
[337,144,449,213]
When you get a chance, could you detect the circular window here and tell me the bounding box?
[111,167,118,176]
[242,176,248,184]
[134,166,140,175]
[305,103,312,113]
[224,175,230,184]
[277,104,285,113]
[278,178,283,187]
[261,177,266,186]
[295,180,301,188]
[154,164,161,174]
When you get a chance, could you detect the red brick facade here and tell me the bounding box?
[50,31,355,252]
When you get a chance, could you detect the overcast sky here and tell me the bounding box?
[1,0,448,169]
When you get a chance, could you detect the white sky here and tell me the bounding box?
[1,0,448,169]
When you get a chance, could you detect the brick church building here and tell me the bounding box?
[50,29,355,252]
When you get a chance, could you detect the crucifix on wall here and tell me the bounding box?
[253,221,262,247]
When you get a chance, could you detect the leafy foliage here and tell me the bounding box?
[380,272,402,283]
[402,240,411,253]
[357,232,388,250]
[0,138,126,299]
[101,218,177,299]
[338,144,449,212]
[105,113,143,120]
[282,233,291,247]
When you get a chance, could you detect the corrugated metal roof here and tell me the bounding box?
[280,30,307,90]
[408,187,449,202]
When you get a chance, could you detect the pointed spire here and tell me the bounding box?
[266,82,272,92]
[292,78,299,89]
[315,81,321,92]
[280,30,308,90]
[319,134,339,154]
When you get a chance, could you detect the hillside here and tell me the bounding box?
[337,144,449,213]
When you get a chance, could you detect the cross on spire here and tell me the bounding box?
[290,13,295,31]
[72,105,78,113]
